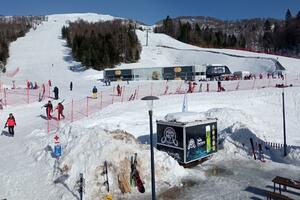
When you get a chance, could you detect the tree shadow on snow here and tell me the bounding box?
[54,174,79,200]
[44,145,56,158]
[137,133,157,146]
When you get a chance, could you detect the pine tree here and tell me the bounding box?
[285,9,292,21]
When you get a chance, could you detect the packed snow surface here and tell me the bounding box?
[0,13,300,200]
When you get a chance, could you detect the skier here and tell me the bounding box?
[217,81,221,92]
[259,73,263,79]
[92,86,98,99]
[48,80,52,87]
[53,86,59,100]
[55,102,65,120]
[70,81,73,91]
[43,100,53,119]
[188,81,194,93]
[27,81,30,89]
[5,113,16,137]
[34,82,38,89]
[117,84,121,96]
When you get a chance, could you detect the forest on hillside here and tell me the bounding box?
[62,19,141,70]
[154,9,300,57]
[0,16,46,68]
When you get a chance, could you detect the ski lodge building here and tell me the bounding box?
[103,64,231,81]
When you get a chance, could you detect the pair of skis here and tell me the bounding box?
[102,161,113,200]
[130,153,145,193]
[249,138,265,162]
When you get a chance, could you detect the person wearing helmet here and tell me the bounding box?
[55,102,65,120]
[92,86,98,99]
[43,100,53,119]
[5,113,16,137]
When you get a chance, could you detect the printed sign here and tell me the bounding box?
[54,144,62,158]
[157,125,183,148]
[157,145,184,162]
[185,122,217,162]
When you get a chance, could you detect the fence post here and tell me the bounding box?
[121,86,125,102]
[47,119,50,133]
[71,99,74,122]
[48,86,51,98]
[4,88,7,106]
[236,81,240,90]
[100,91,102,110]
[150,82,153,96]
[27,87,29,104]
[112,87,115,104]
[136,85,140,99]
[252,79,256,90]
[86,97,89,117]
[285,74,287,86]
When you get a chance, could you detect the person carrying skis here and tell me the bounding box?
[43,100,53,119]
[5,113,16,137]
[117,84,121,96]
[55,102,65,120]
[92,86,98,99]
[53,86,59,100]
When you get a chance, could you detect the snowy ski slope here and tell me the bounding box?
[0,13,300,200]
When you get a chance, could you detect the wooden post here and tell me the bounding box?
[121,86,125,102]
[86,97,89,117]
[100,91,103,110]
[4,88,7,106]
[252,79,256,90]
[27,87,30,104]
[71,99,74,122]
[151,82,153,96]
[112,87,115,104]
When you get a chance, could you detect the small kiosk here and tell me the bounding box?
[156,112,217,164]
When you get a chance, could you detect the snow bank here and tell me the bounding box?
[164,112,207,123]
[25,123,187,199]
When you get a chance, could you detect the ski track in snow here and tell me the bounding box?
[0,13,300,200]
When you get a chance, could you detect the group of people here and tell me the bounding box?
[43,100,65,120]
[27,81,39,89]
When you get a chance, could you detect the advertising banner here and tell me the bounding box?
[185,122,217,162]
[157,124,183,148]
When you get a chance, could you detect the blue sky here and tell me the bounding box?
[1,0,299,24]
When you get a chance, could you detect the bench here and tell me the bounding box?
[272,176,300,194]
[267,191,293,200]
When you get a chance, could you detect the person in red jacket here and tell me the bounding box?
[55,102,65,120]
[5,113,16,137]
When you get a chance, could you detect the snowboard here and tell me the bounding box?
[249,138,256,160]
[130,153,145,193]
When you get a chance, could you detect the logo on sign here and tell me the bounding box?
[197,138,205,147]
[161,127,178,146]
[187,138,196,150]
